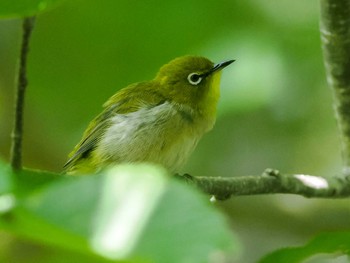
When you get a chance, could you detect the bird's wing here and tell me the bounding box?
[63,81,165,172]
[63,104,117,171]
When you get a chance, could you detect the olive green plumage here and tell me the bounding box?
[64,55,234,174]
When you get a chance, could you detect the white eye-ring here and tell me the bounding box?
[187,73,202,85]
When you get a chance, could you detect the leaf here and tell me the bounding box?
[0,161,15,217]
[0,165,61,216]
[14,168,62,196]
[0,0,64,18]
[0,160,60,196]
[259,232,350,263]
[91,165,239,262]
[2,164,240,262]
[0,160,13,194]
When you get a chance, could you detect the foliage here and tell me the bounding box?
[259,232,350,263]
[0,161,239,262]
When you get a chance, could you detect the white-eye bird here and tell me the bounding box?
[64,56,234,175]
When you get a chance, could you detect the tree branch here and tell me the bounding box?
[10,16,36,171]
[177,170,350,200]
[320,0,350,175]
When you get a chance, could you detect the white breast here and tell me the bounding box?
[96,102,210,173]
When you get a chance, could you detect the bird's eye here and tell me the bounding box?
[187,73,202,85]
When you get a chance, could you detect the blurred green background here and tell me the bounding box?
[1,0,349,262]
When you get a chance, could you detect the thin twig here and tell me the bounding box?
[10,17,36,171]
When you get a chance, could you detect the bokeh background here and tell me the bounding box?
[1,0,349,262]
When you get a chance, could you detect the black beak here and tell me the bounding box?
[201,59,235,78]
[212,59,235,72]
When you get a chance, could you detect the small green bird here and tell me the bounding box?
[64,55,234,175]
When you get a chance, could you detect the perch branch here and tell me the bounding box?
[10,16,36,171]
[320,0,350,175]
[176,169,350,200]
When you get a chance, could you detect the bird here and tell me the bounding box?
[64,55,234,175]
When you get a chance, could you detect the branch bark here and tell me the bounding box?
[10,17,36,171]
[320,0,350,175]
[177,170,350,200]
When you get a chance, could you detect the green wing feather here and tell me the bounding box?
[63,81,166,173]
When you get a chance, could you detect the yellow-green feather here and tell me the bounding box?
[64,81,166,173]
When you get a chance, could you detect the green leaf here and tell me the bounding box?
[0,0,64,18]
[0,160,60,196]
[0,161,15,218]
[2,164,239,262]
[91,165,239,262]
[14,168,62,196]
[0,160,13,194]
[259,232,350,263]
